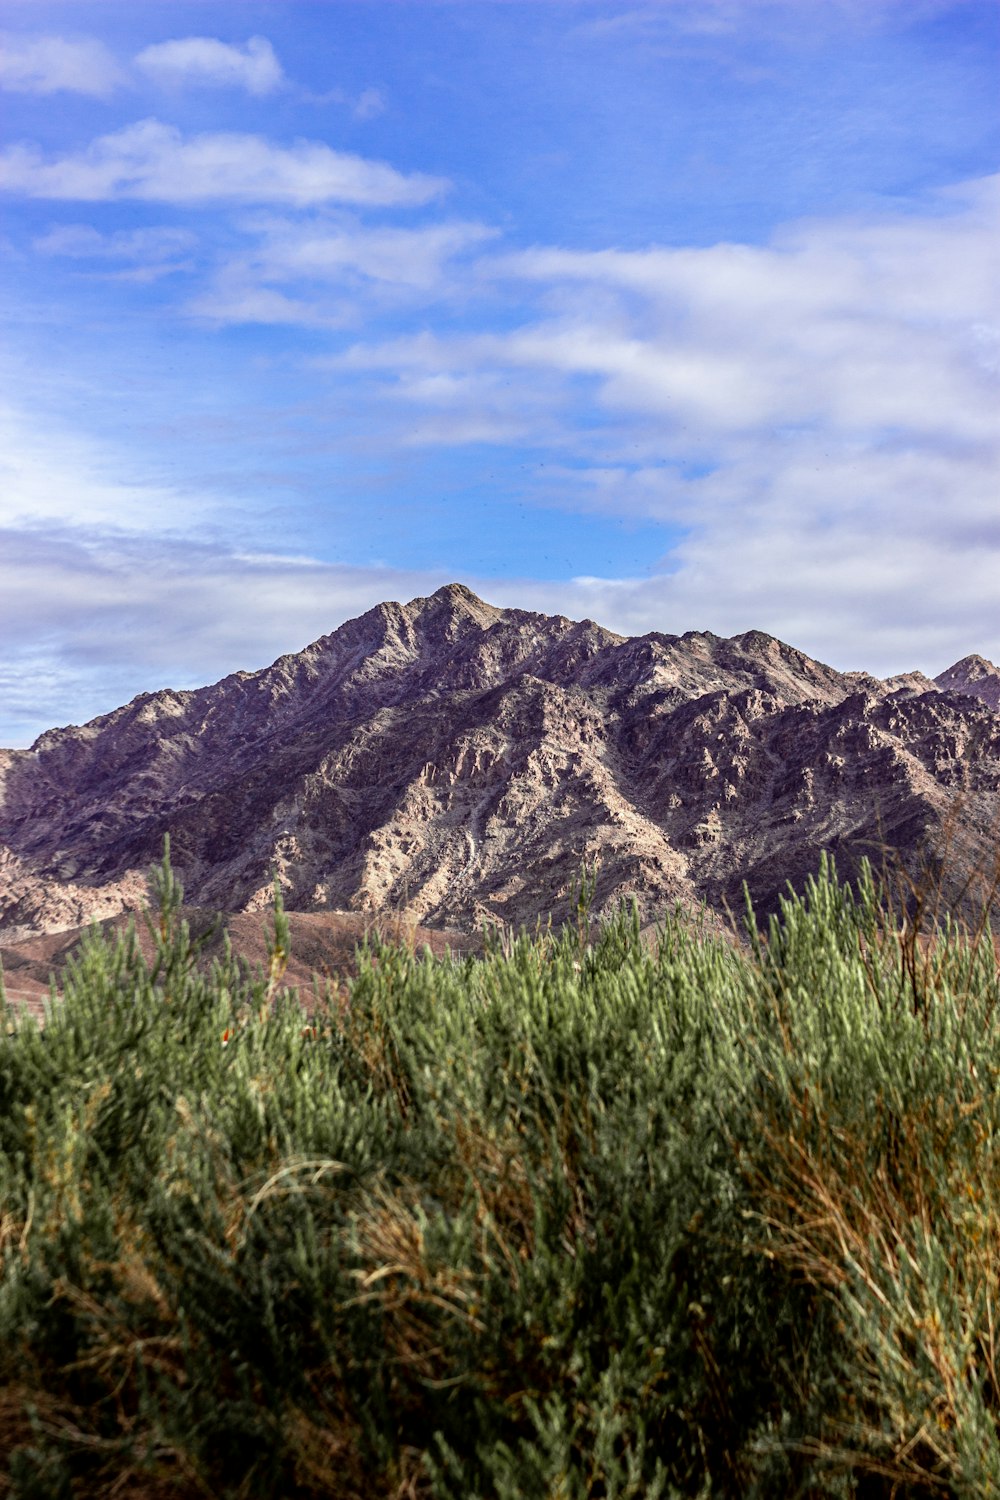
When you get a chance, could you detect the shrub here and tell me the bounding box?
[0,850,997,1497]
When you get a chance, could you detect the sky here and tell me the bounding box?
[1,0,998,746]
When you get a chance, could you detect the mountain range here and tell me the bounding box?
[2,585,999,966]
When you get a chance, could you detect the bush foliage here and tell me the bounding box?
[1,850,998,1497]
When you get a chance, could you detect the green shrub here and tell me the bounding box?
[0,850,997,1497]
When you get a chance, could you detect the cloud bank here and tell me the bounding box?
[2,11,996,744]
[327,173,999,669]
[4,170,997,742]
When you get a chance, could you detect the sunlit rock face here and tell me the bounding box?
[2,584,998,940]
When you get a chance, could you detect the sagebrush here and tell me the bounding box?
[0,850,998,1497]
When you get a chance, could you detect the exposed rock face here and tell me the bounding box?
[935,655,1000,712]
[2,584,998,941]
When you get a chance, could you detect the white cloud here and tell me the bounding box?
[0,533,422,684]
[32,223,197,280]
[0,118,449,207]
[34,224,196,260]
[0,33,124,97]
[5,505,991,750]
[274,213,490,282]
[302,83,388,117]
[324,175,999,669]
[480,179,1000,448]
[247,215,494,288]
[185,278,346,330]
[338,174,1000,457]
[0,400,215,533]
[183,215,497,328]
[354,87,386,121]
[134,35,285,96]
[0,527,454,746]
[572,1,960,47]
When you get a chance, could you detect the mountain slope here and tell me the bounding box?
[2,585,998,940]
[935,655,1000,712]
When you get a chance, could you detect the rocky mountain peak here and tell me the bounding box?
[2,589,999,944]
[934,655,1000,711]
[403,582,506,641]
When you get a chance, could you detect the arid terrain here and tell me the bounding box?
[2,584,999,1000]
[0,906,476,1024]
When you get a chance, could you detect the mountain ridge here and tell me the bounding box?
[1,585,998,943]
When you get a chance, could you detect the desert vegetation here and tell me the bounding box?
[1,849,998,1497]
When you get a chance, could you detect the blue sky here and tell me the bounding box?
[1,0,998,745]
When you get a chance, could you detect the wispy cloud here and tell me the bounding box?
[32,223,197,280]
[301,81,388,118]
[573,1,960,45]
[185,278,347,330]
[0,32,124,97]
[353,87,386,121]
[185,214,497,327]
[0,29,384,113]
[479,179,999,446]
[321,174,1000,667]
[0,524,453,745]
[34,224,195,259]
[243,214,494,289]
[0,118,449,206]
[4,504,991,750]
[0,400,217,533]
[134,35,285,96]
[336,174,999,452]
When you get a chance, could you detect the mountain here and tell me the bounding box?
[1,584,998,943]
[934,655,1000,712]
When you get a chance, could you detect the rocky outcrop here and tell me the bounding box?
[2,585,998,940]
[935,655,1000,712]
